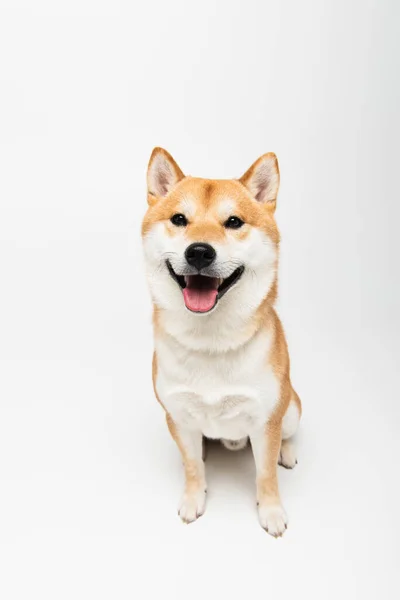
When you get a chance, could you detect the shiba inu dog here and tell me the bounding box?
[142,147,301,537]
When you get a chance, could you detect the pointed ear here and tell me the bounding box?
[147,147,185,199]
[239,153,280,206]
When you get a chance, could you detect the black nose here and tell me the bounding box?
[185,243,216,271]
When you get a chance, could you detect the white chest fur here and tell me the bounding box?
[155,329,280,440]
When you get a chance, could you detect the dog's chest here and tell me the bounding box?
[155,333,280,440]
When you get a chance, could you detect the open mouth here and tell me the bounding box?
[166,261,244,313]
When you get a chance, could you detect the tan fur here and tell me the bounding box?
[151,351,163,409]
[257,418,282,506]
[142,176,279,244]
[251,306,298,513]
[165,413,205,498]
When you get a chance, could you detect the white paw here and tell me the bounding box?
[258,504,288,537]
[178,489,207,524]
[221,437,248,451]
[278,441,297,469]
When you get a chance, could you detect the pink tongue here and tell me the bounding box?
[183,288,218,312]
[183,276,218,312]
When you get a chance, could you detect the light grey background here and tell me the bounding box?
[0,1,399,598]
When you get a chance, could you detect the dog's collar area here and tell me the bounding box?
[166,260,244,312]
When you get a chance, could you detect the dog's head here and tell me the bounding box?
[142,148,280,319]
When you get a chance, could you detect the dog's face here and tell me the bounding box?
[142,148,280,318]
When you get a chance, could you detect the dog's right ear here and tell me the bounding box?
[147,147,185,204]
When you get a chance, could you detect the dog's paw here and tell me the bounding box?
[258,503,288,537]
[221,437,248,451]
[178,489,206,524]
[278,440,297,469]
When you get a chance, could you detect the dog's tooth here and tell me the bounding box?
[184,276,189,284]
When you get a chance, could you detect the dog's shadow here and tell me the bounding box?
[203,438,257,503]
[202,437,297,506]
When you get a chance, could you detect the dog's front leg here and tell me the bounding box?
[166,413,207,524]
[250,418,288,537]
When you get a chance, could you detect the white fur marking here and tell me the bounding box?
[179,489,207,523]
[258,504,288,537]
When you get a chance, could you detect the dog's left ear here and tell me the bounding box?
[239,153,280,208]
[147,147,185,202]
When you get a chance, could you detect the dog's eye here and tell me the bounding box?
[224,216,244,229]
[170,213,188,227]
